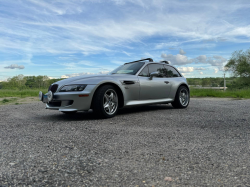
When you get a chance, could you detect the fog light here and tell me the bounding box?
[47,91,53,102]
[39,91,44,101]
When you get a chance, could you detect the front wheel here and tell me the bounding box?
[92,85,119,118]
[171,86,190,108]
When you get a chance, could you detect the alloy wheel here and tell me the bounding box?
[103,89,118,115]
[179,88,189,106]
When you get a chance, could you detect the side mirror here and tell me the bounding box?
[149,72,159,80]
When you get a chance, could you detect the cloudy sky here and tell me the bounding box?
[1,0,250,80]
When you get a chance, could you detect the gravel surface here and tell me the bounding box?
[0,98,250,186]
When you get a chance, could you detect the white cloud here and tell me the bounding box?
[161,53,227,69]
[194,55,207,63]
[0,0,249,79]
[177,67,194,73]
[161,53,192,65]
[144,52,153,58]
[195,67,206,70]
[200,72,203,75]
[1,0,250,58]
[206,56,227,67]
[214,68,219,73]
[122,51,132,56]
[4,64,25,69]
[61,75,69,78]
[179,49,186,55]
[194,55,227,68]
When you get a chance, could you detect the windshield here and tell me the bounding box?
[110,62,145,75]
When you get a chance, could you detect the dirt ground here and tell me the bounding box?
[0,98,250,186]
[0,97,39,105]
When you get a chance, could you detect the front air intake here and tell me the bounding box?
[48,84,58,93]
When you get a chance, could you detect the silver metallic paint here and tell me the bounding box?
[43,62,189,112]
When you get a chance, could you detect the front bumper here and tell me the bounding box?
[42,85,97,112]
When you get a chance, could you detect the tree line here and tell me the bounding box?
[0,75,63,90]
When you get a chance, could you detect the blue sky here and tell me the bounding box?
[1,0,250,81]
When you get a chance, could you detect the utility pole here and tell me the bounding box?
[224,72,226,91]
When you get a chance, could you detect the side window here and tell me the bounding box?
[148,64,165,77]
[164,65,181,77]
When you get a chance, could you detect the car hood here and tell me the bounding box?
[56,74,110,84]
[53,74,138,90]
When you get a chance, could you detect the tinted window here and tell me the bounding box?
[139,66,149,77]
[148,64,165,77]
[111,62,145,75]
[164,65,181,77]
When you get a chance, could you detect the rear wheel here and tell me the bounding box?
[171,86,190,108]
[92,85,119,118]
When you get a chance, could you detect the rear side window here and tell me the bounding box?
[148,64,165,77]
[139,66,149,77]
[164,65,181,77]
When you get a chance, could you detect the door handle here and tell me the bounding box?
[164,81,170,84]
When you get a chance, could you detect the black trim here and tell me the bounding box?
[122,80,135,85]
[161,61,169,64]
[125,58,153,64]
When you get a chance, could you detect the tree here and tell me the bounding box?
[225,49,250,89]
[225,49,250,78]
[202,78,211,87]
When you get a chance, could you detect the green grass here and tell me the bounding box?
[190,88,250,98]
[2,99,10,103]
[0,89,48,98]
[1,98,18,105]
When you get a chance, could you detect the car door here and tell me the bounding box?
[138,64,172,100]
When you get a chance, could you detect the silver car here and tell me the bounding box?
[39,58,190,118]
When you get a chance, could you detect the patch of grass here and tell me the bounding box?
[1,98,18,105]
[2,99,10,103]
[0,89,48,98]
[15,103,19,105]
[190,88,250,98]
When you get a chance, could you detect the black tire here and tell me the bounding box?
[61,111,77,114]
[92,85,119,118]
[171,86,190,109]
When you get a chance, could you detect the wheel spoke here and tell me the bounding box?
[104,94,109,101]
[111,102,116,110]
[104,100,109,107]
[179,89,189,106]
[109,105,112,113]
[109,92,114,101]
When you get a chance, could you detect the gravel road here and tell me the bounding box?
[0,98,250,186]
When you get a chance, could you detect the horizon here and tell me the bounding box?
[1,0,250,81]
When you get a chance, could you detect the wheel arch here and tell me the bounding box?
[90,82,125,109]
[179,83,190,92]
[173,83,190,99]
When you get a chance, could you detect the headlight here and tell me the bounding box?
[59,84,87,92]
